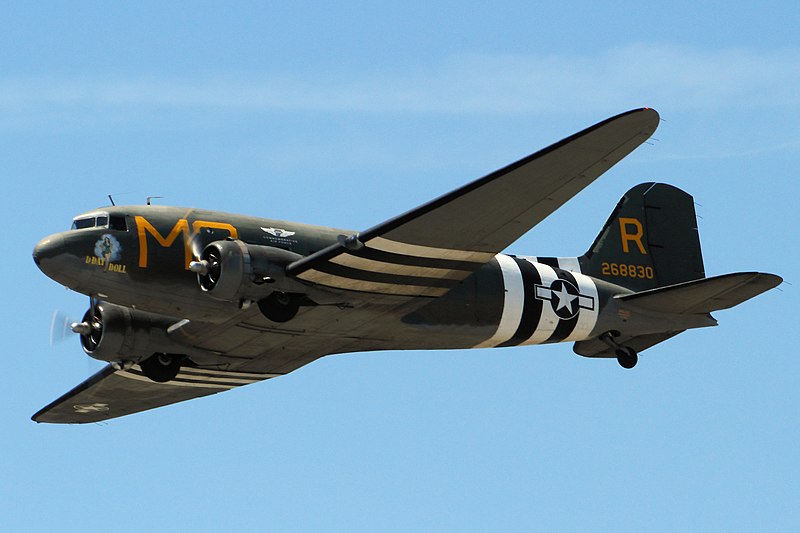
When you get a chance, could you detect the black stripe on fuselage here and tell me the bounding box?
[545,268,580,344]
[498,258,542,347]
[351,247,481,271]
[536,257,559,269]
[312,261,461,289]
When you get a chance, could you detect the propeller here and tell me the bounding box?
[50,297,98,345]
[49,296,105,375]
[196,247,222,291]
[49,310,77,346]
[188,233,210,275]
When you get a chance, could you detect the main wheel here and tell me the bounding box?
[139,353,182,382]
[616,347,638,369]
[258,292,300,322]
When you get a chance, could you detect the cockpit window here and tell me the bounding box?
[70,212,127,231]
[71,218,96,230]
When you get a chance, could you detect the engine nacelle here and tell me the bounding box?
[195,239,304,302]
[78,302,183,363]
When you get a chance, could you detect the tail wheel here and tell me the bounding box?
[140,353,182,382]
[258,292,300,323]
[616,347,638,369]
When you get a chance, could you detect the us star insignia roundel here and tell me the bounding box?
[534,279,595,320]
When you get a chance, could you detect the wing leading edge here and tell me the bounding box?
[32,364,279,424]
[289,108,660,297]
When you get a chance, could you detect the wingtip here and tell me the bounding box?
[762,272,784,289]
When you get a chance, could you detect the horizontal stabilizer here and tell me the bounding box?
[574,331,684,358]
[616,272,782,315]
[32,364,277,424]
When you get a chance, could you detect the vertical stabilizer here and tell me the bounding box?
[579,183,705,292]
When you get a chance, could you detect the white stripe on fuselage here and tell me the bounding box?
[473,254,524,348]
[557,257,581,272]
[472,256,599,348]
[564,268,599,342]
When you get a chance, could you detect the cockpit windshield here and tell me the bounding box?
[71,213,128,231]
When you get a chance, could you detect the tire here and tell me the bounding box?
[258,292,300,323]
[616,347,638,369]
[140,353,182,382]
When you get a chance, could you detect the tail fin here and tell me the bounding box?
[579,182,705,291]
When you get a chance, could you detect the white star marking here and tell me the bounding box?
[554,284,577,312]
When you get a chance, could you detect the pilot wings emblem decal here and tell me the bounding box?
[261,227,296,238]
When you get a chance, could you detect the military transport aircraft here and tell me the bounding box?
[32,108,781,423]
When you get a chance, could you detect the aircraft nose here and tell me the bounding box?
[33,234,66,267]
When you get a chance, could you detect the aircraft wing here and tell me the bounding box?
[32,364,278,424]
[288,108,659,297]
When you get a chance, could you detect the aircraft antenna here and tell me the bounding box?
[146,196,164,205]
[108,194,116,206]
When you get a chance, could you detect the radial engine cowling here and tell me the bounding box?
[194,239,304,302]
[78,302,181,363]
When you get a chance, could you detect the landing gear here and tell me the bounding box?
[258,292,300,323]
[615,347,638,369]
[600,332,639,369]
[139,353,182,382]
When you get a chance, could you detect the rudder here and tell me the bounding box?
[579,183,705,291]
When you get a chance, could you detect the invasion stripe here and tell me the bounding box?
[297,270,449,297]
[534,256,559,269]
[545,269,581,343]
[557,257,581,272]
[564,271,598,342]
[498,258,544,347]
[368,236,496,263]
[118,371,236,389]
[520,262,560,345]
[354,246,481,271]
[331,253,472,280]
[312,261,461,288]
[473,254,525,348]
[122,366,272,387]
[177,368,282,380]
[525,256,582,273]
[169,373,269,385]
[128,368,264,386]
[129,365,268,384]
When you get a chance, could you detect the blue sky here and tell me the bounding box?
[4,2,798,531]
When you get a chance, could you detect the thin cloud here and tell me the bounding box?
[0,44,798,115]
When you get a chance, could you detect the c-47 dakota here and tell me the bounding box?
[32,108,781,423]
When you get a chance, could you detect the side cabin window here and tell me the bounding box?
[109,215,127,231]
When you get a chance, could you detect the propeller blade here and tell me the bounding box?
[49,310,77,346]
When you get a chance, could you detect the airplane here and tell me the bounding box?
[31,108,782,424]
